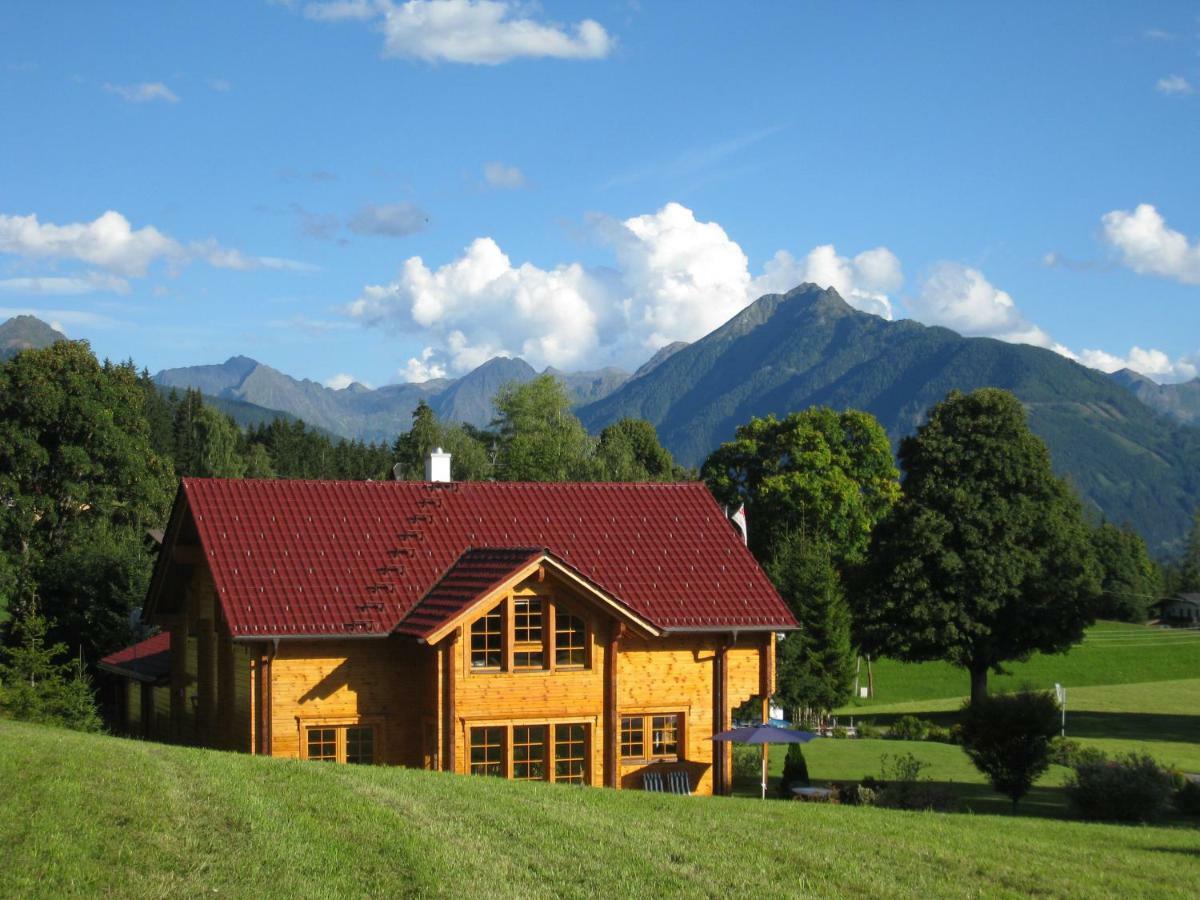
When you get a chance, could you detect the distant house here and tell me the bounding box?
[1155,593,1200,626]
[101,458,796,795]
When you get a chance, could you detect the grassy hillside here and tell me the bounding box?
[1,721,1197,898]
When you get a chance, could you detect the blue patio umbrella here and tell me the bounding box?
[712,723,820,799]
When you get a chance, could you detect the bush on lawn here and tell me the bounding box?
[778,743,810,797]
[887,715,930,741]
[1048,737,1107,769]
[960,689,1059,811]
[732,743,760,781]
[839,782,878,806]
[856,720,881,739]
[1066,753,1176,823]
[1172,777,1200,817]
[873,752,958,812]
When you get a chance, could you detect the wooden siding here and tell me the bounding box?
[266,636,428,766]
[448,583,609,786]
[614,635,762,795]
[152,555,774,799]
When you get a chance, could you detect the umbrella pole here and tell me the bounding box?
[761,744,768,800]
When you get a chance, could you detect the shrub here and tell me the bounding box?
[778,743,811,797]
[1175,778,1200,817]
[960,689,1059,811]
[1048,737,1107,769]
[880,751,929,783]
[1066,753,1176,822]
[732,743,760,781]
[887,715,930,741]
[925,724,953,744]
[839,783,877,806]
[830,727,848,739]
[873,755,956,811]
[856,720,881,739]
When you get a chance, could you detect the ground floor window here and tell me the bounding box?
[304,724,376,764]
[619,713,682,762]
[469,722,591,784]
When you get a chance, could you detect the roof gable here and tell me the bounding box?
[98,632,171,682]
[397,547,661,642]
[166,479,797,638]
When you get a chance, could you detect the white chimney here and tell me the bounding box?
[425,447,452,483]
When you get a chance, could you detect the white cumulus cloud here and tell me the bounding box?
[104,82,179,103]
[0,210,313,279]
[483,161,525,189]
[906,262,1055,348]
[1156,75,1194,95]
[303,0,613,64]
[753,244,901,319]
[1074,346,1198,383]
[1101,203,1200,285]
[323,373,372,389]
[347,201,905,378]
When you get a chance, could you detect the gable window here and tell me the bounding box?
[304,724,376,764]
[467,593,591,674]
[470,604,504,670]
[468,722,591,784]
[513,597,544,669]
[555,612,587,668]
[619,713,682,762]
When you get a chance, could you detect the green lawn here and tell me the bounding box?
[0,721,1197,898]
[840,679,1200,772]
[843,622,1200,707]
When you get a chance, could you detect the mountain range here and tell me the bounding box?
[578,285,1200,552]
[7,286,1200,552]
[153,356,633,442]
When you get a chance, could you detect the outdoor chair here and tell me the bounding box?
[641,769,692,795]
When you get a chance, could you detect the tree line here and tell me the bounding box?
[0,339,1193,732]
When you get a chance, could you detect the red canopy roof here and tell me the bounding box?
[176,478,796,638]
[98,631,172,682]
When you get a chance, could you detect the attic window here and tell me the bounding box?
[513,597,544,670]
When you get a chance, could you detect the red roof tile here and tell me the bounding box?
[98,631,172,681]
[177,479,797,638]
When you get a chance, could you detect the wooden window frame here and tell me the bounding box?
[618,711,685,764]
[466,589,592,676]
[464,717,593,784]
[298,724,379,763]
[469,603,505,671]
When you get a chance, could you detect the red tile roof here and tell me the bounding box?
[178,479,797,638]
[397,547,544,639]
[98,631,172,682]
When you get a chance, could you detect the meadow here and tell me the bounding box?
[1,719,1197,899]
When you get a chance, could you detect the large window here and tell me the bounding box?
[305,724,376,764]
[512,725,547,780]
[468,593,590,674]
[619,713,682,762]
[469,722,590,784]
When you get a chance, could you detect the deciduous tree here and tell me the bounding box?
[493,375,593,481]
[1090,521,1162,622]
[701,408,899,563]
[960,689,1060,811]
[853,389,1101,703]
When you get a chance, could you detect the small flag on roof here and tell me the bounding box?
[730,503,747,545]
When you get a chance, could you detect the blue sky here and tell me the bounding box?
[2,1,1199,388]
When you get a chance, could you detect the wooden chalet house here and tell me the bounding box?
[101,457,796,795]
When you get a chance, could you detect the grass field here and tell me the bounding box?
[1,720,1198,899]
[842,622,1200,707]
[823,622,1200,777]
